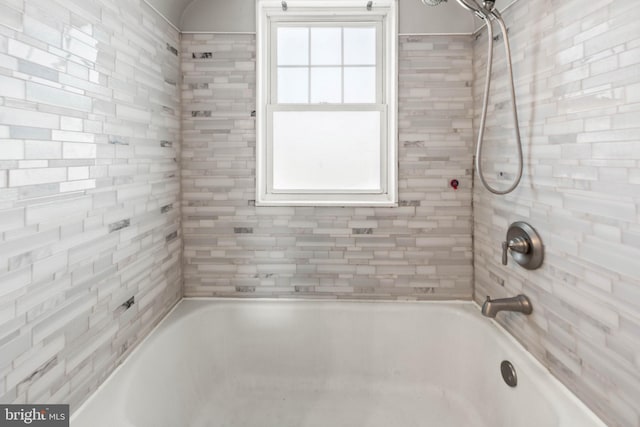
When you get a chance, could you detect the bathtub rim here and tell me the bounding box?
[71,297,607,427]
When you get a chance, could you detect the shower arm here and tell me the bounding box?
[474,8,523,195]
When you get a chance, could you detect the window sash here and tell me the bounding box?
[269,19,384,106]
[266,104,388,194]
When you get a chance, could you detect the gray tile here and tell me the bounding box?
[0,0,182,413]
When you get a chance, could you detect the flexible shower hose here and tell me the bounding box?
[475,9,523,195]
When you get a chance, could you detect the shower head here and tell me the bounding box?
[420,0,447,6]
[454,0,495,19]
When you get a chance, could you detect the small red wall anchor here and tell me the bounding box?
[450,179,459,190]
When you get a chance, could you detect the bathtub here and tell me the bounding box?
[72,299,606,427]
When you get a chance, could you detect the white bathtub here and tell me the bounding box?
[72,299,606,427]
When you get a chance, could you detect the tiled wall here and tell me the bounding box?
[181,34,474,299]
[4,0,636,424]
[0,0,182,411]
[472,1,640,426]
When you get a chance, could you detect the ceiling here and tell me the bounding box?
[146,0,194,28]
[145,0,476,34]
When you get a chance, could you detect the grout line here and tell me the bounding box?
[182,31,476,36]
[399,32,474,36]
[181,31,258,35]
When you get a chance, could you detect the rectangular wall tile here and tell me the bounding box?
[472,1,640,426]
[0,0,182,413]
[181,33,474,300]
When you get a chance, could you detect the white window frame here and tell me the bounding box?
[256,0,398,206]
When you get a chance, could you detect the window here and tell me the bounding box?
[256,0,398,206]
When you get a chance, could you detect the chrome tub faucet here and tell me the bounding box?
[481,294,533,318]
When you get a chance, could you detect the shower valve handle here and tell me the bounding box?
[501,236,530,266]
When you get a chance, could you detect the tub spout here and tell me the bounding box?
[481,294,532,318]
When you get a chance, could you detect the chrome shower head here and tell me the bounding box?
[420,0,447,6]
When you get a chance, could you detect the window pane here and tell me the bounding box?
[344,67,376,103]
[310,67,341,103]
[272,111,381,191]
[344,27,376,65]
[278,68,309,103]
[277,27,309,66]
[310,27,342,65]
